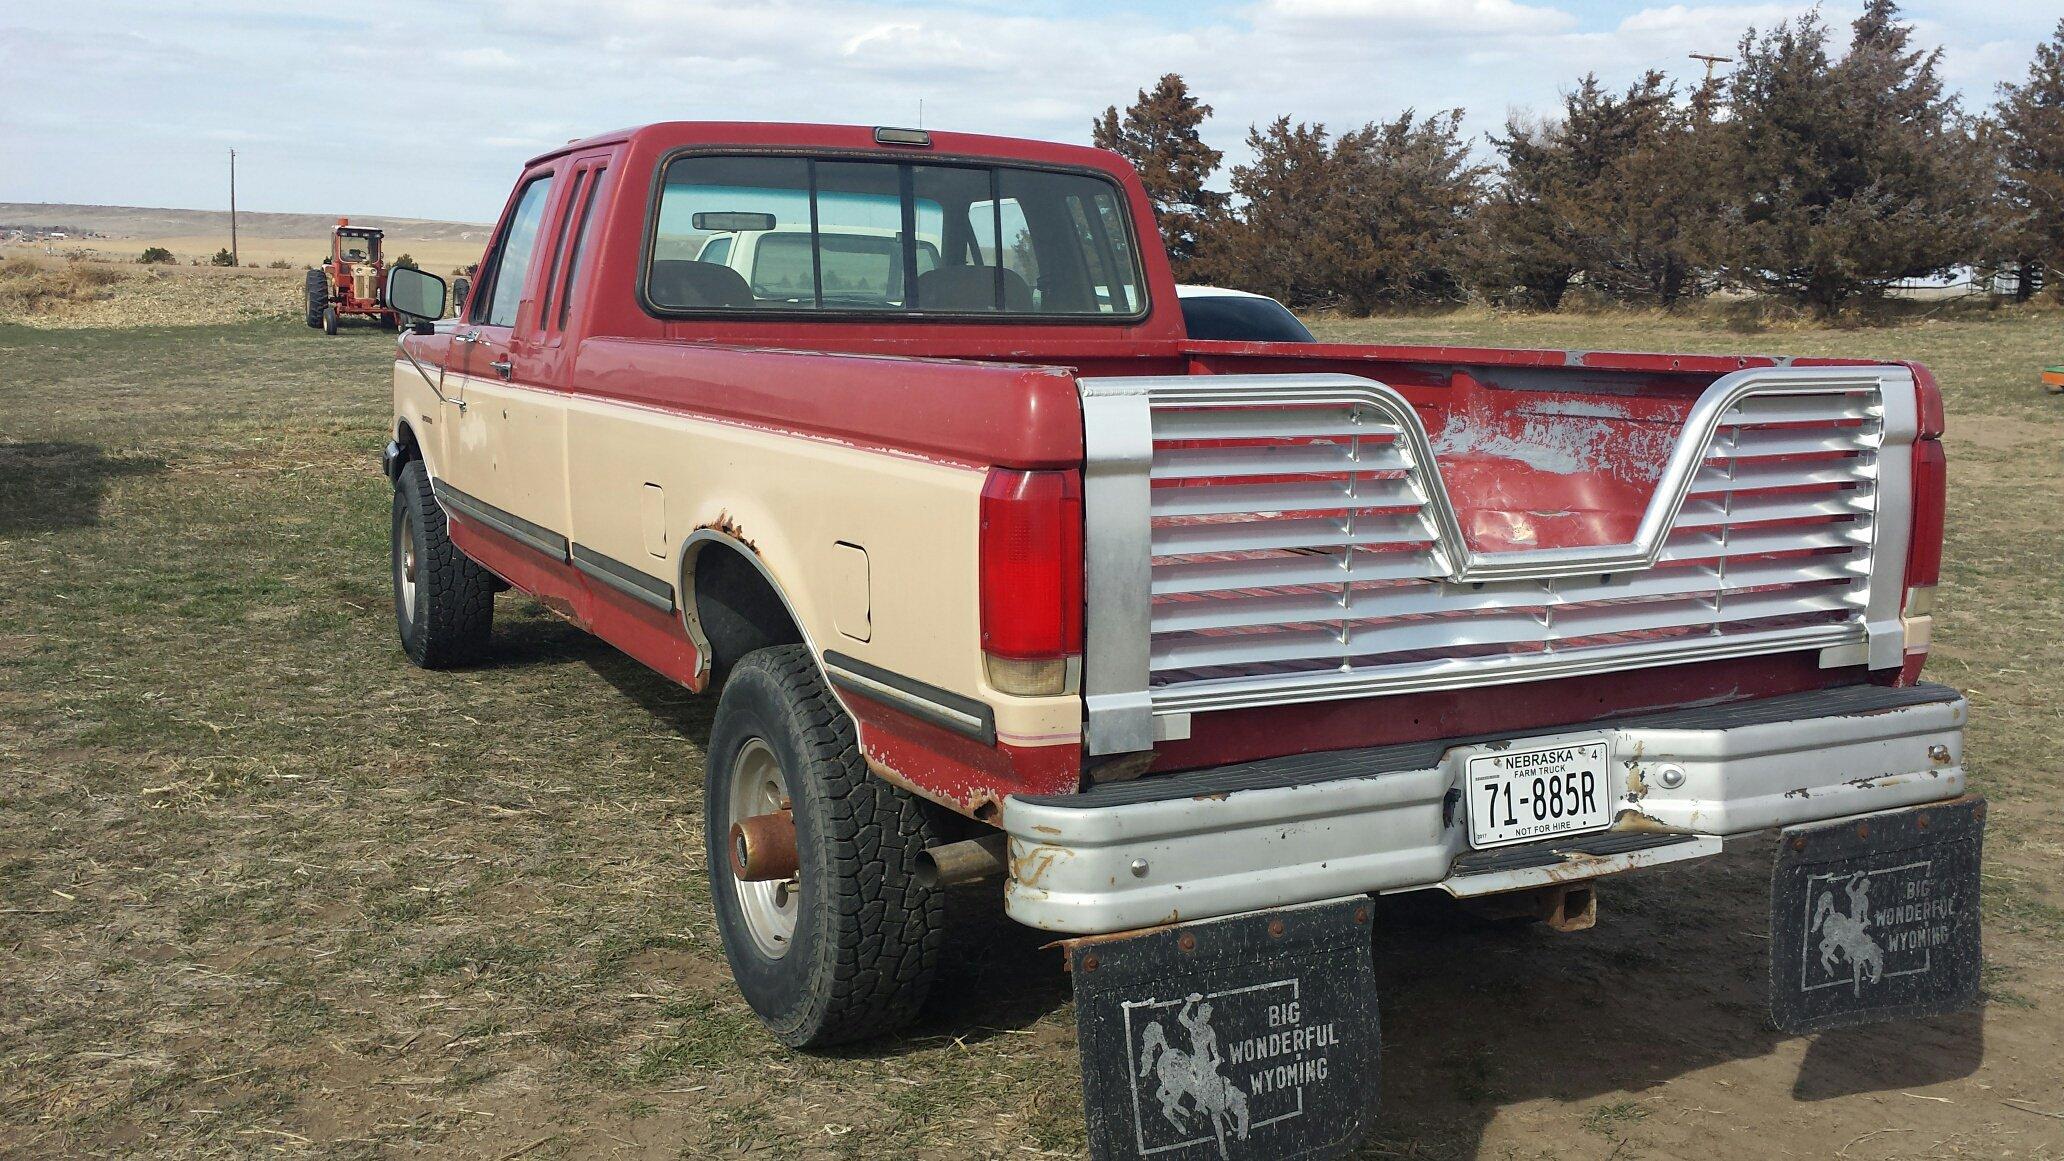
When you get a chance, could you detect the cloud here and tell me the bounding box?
[0,0,2053,220]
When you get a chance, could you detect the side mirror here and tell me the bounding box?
[384,265,448,322]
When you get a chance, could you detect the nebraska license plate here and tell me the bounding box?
[1466,740,1613,849]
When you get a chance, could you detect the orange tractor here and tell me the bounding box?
[305,219,403,334]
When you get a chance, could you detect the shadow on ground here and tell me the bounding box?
[0,440,165,536]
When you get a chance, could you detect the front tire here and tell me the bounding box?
[322,305,339,335]
[706,645,944,1047]
[391,459,495,667]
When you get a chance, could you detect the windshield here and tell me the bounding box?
[339,233,379,263]
[647,154,1145,318]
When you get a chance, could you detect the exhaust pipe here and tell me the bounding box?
[915,833,1009,888]
[729,808,798,883]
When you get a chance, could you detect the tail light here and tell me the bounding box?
[1897,436,1945,683]
[979,468,1083,697]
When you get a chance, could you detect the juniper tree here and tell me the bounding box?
[1993,20,2064,301]
[1721,0,1991,314]
[1201,112,1484,314]
[1092,75,1227,269]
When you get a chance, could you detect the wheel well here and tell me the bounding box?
[685,539,804,686]
[389,421,423,479]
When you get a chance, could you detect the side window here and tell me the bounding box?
[477,175,555,328]
[556,167,610,330]
[536,170,587,328]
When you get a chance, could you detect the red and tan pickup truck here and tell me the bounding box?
[379,122,1980,1156]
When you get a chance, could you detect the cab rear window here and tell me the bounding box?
[645,154,1146,320]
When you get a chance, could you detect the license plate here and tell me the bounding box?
[1466,741,1613,849]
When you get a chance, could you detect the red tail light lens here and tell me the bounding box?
[979,468,1084,669]
[1905,439,1945,594]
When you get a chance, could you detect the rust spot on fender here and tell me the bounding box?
[859,748,1003,820]
[699,511,760,555]
[1611,808,1673,833]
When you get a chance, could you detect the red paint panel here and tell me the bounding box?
[1154,654,1860,773]
[568,338,1090,469]
[838,685,1083,813]
[447,516,705,691]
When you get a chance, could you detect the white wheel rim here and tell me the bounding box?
[728,737,798,959]
[397,509,418,622]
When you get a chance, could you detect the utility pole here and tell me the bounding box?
[228,149,239,267]
[1690,52,1733,83]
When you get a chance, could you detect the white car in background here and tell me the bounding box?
[1175,283,1316,342]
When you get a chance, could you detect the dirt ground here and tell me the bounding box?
[1,302,2061,1159]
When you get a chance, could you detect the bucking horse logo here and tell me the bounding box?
[1137,995,1252,1158]
[1813,873,1886,996]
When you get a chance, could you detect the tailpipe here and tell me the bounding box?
[915,833,1009,889]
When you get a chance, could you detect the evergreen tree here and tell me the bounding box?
[1993,19,2064,301]
[1477,73,1722,310]
[1092,75,1227,268]
[1200,112,1483,314]
[1721,1,1992,314]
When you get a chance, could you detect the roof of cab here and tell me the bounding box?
[525,121,1125,174]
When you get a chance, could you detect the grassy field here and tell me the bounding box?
[2,307,2062,1159]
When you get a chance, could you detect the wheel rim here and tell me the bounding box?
[728,737,798,959]
[397,508,418,623]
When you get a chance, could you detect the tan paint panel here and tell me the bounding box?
[392,360,1080,747]
[444,374,571,536]
[830,542,871,643]
[640,484,667,558]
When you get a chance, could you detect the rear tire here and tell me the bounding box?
[391,459,495,667]
[304,269,325,329]
[322,305,339,335]
[706,645,944,1047]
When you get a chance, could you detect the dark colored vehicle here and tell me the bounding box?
[1176,284,1315,342]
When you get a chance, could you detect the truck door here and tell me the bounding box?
[443,167,570,542]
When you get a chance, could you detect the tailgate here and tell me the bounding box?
[1076,366,1920,756]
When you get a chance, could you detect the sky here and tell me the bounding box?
[2,0,2058,223]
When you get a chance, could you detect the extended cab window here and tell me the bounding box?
[646,154,1144,318]
[477,175,556,328]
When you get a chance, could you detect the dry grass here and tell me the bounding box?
[0,306,2060,1158]
[0,256,127,317]
[0,256,302,328]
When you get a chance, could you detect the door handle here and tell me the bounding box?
[489,358,513,381]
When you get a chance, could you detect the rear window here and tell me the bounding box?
[645,153,1146,320]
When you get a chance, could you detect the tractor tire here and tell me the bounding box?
[304,269,325,329]
[391,459,495,668]
[322,305,339,336]
[705,645,945,1048]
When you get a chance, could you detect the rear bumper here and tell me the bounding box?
[1000,682,1966,934]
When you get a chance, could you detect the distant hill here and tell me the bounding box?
[0,203,490,242]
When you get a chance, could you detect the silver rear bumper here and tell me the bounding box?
[1000,683,1966,934]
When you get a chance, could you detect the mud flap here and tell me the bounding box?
[1770,796,1985,1035]
[1066,896,1379,1161]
